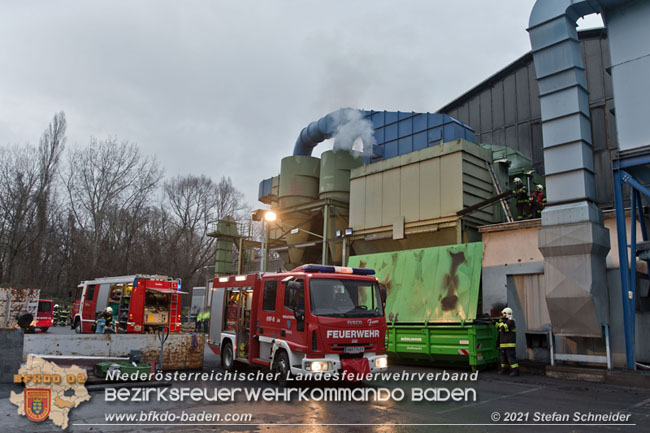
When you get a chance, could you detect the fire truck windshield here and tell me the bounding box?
[309,278,384,318]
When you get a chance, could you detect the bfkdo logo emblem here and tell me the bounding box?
[25,389,51,422]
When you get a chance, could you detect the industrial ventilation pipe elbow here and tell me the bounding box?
[293,107,357,156]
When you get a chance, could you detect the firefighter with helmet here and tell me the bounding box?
[513,177,532,220]
[496,307,519,376]
[92,307,114,334]
[60,305,70,326]
[53,304,60,326]
[530,184,546,218]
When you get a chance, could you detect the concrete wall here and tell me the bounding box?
[0,329,24,383]
[483,262,544,315]
[23,333,204,370]
[482,211,647,269]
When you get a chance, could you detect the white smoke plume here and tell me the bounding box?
[331,108,376,157]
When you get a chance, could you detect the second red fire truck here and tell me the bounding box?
[71,274,184,334]
[208,265,388,383]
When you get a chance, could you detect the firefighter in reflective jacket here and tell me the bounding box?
[530,184,546,218]
[513,177,532,220]
[496,307,519,376]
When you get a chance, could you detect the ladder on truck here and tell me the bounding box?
[485,161,514,223]
[169,294,180,331]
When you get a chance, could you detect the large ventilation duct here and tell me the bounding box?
[528,0,610,338]
[293,107,357,156]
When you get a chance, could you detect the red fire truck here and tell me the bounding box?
[34,299,54,332]
[208,265,388,383]
[71,275,184,334]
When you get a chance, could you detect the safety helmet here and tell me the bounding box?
[536,184,544,192]
[105,307,113,314]
[54,304,59,309]
[502,307,513,317]
[513,177,522,184]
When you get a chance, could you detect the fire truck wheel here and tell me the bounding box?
[273,351,290,386]
[74,319,81,334]
[221,341,236,371]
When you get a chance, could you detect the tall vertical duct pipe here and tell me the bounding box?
[319,150,363,263]
[528,0,611,338]
[214,216,239,275]
[278,155,320,267]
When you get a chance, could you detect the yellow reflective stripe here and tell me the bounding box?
[510,363,519,368]
[500,343,516,348]
[500,364,506,367]
[503,324,509,332]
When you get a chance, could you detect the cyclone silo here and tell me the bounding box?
[278,155,320,267]
[319,150,363,263]
[213,216,239,275]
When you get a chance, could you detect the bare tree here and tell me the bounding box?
[1,117,254,301]
[162,175,246,288]
[0,112,66,287]
[31,112,66,285]
[64,137,161,273]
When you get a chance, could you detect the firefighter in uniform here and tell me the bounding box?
[53,304,60,326]
[61,305,71,326]
[496,307,519,376]
[530,184,546,219]
[92,307,114,333]
[513,177,532,220]
[203,310,210,333]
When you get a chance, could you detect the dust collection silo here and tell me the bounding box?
[277,155,320,268]
[208,216,239,275]
[318,150,363,263]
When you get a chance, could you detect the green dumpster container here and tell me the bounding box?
[348,243,498,370]
[387,321,498,370]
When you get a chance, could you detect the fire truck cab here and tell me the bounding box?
[208,265,388,382]
[71,275,184,334]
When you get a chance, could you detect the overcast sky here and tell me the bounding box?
[0,1,603,207]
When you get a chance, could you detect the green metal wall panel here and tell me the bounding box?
[349,139,495,232]
[348,242,483,323]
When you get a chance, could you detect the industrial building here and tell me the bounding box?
[213,0,649,372]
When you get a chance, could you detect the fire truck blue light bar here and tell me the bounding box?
[301,264,375,275]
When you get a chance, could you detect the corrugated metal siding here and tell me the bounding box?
[440,30,616,207]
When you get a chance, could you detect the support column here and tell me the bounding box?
[322,203,329,265]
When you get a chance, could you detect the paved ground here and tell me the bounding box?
[3,327,650,432]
